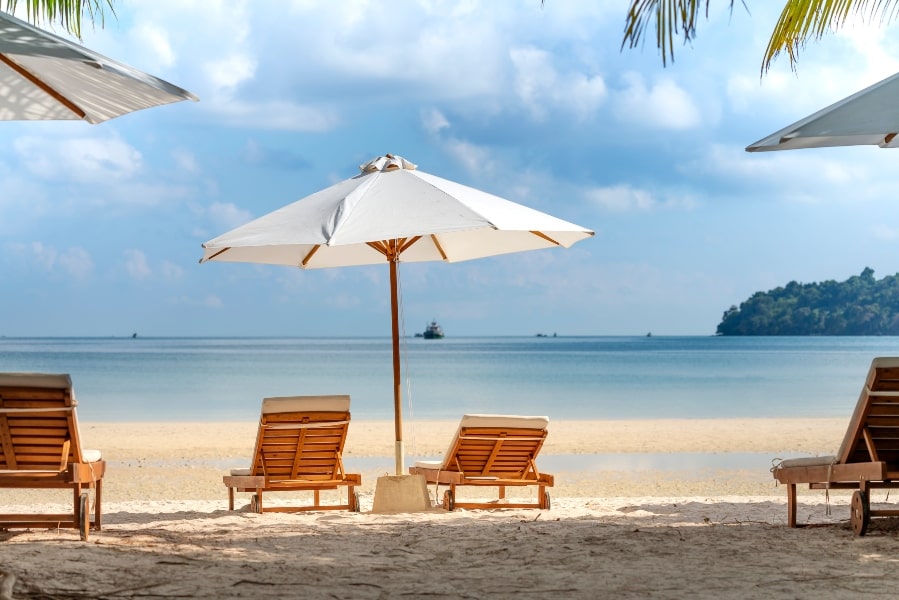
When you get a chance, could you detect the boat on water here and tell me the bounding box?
[417,320,444,339]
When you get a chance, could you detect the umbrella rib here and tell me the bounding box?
[0,53,87,120]
[529,231,560,246]
[429,234,448,261]
[204,247,231,262]
[367,241,389,256]
[398,236,421,254]
[301,245,322,267]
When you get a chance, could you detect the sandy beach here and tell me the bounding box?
[4,417,899,599]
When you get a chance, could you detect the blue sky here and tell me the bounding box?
[4,1,899,337]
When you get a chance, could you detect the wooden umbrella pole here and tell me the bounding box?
[389,257,403,475]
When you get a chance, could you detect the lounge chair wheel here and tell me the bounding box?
[443,490,455,511]
[542,491,551,510]
[850,490,870,536]
[78,492,90,541]
[352,491,361,513]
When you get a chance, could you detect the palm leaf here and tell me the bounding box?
[621,0,735,66]
[763,0,899,73]
[3,0,115,38]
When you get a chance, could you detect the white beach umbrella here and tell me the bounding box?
[746,71,899,152]
[200,154,594,475]
[0,10,197,123]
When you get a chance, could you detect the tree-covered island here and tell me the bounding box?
[717,268,899,335]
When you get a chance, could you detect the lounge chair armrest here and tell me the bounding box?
[773,460,887,484]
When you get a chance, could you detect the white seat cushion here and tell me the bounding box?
[778,456,837,468]
[412,460,442,470]
[230,467,252,476]
[82,449,102,463]
[261,395,350,414]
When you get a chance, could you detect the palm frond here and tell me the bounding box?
[763,0,899,73]
[3,0,115,38]
[621,0,736,66]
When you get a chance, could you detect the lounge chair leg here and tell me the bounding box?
[314,489,320,508]
[786,484,797,528]
[78,493,89,542]
[498,486,506,500]
[228,487,234,511]
[95,479,103,530]
[73,484,82,529]
[255,489,263,513]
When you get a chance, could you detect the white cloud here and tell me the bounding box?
[510,46,606,121]
[613,73,701,130]
[17,241,57,270]
[14,135,142,184]
[422,109,450,135]
[211,100,340,132]
[160,261,185,280]
[124,249,152,280]
[586,184,697,213]
[170,294,224,308]
[132,23,176,69]
[204,54,258,99]
[204,295,224,308]
[8,242,93,279]
[57,247,94,280]
[871,224,899,241]
[207,202,253,229]
[701,143,872,200]
[444,139,497,178]
[171,149,200,174]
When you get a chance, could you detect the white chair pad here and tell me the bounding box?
[778,456,837,468]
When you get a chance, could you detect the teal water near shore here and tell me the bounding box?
[2,336,899,422]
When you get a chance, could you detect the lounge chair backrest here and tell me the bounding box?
[0,372,84,470]
[252,394,352,481]
[439,414,549,476]
[837,357,899,467]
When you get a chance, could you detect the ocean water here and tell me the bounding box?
[3,336,899,422]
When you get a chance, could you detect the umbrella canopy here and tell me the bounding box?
[0,10,197,123]
[201,154,594,474]
[746,71,899,152]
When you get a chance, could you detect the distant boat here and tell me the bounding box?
[421,320,445,339]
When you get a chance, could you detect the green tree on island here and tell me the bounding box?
[717,268,899,335]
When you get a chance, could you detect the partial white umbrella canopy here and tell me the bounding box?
[747,70,899,152]
[0,10,197,123]
[201,154,594,474]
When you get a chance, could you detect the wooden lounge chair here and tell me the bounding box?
[409,414,553,511]
[0,373,105,541]
[224,395,362,513]
[772,357,899,535]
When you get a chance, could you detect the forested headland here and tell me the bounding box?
[716,268,899,335]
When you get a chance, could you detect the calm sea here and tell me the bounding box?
[2,336,899,422]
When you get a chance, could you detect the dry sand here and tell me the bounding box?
[4,417,899,599]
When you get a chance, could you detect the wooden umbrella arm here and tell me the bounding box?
[0,53,87,119]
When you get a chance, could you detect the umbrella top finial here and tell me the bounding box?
[359,154,417,174]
